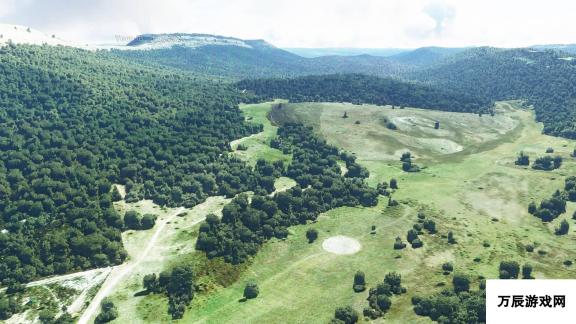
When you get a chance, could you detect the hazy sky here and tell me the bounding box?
[1,0,575,48]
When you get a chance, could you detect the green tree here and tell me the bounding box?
[452,274,470,293]
[353,271,366,292]
[306,228,319,243]
[124,210,141,230]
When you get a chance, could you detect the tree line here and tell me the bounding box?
[237,74,493,113]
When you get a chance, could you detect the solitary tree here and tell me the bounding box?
[243,281,259,299]
[390,178,398,189]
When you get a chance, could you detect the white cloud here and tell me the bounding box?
[0,0,575,48]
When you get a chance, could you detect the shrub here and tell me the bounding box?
[423,220,436,233]
[515,151,529,166]
[333,306,359,324]
[555,219,569,235]
[499,261,520,279]
[522,264,533,279]
[236,143,248,151]
[447,231,456,244]
[95,298,118,323]
[124,210,141,230]
[411,238,423,248]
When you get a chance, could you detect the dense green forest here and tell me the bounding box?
[237,74,492,113]
[196,123,378,263]
[0,44,267,286]
[414,47,576,138]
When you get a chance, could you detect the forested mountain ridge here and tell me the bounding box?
[412,47,576,138]
[237,74,492,113]
[111,33,404,79]
[386,47,468,66]
[0,44,269,286]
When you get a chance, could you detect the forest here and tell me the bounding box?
[237,74,492,113]
[0,44,268,286]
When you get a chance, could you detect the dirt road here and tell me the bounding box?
[77,207,184,324]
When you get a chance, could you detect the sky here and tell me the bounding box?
[0,0,575,48]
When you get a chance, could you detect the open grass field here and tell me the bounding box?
[231,100,292,166]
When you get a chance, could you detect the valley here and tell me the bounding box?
[22,100,570,323]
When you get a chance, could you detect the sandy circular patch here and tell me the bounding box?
[322,236,361,255]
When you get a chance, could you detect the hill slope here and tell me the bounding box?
[0,44,267,286]
[412,47,576,138]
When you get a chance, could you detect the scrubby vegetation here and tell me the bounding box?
[95,298,118,323]
[364,272,406,319]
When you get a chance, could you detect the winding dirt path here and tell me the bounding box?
[77,207,184,324]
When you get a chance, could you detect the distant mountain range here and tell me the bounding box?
[109,33,576,79]
[284,48,407,58]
